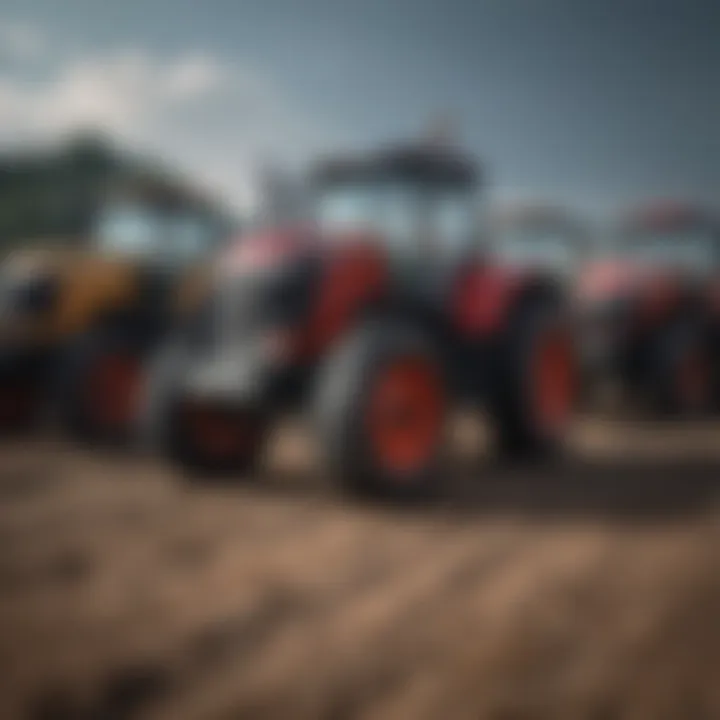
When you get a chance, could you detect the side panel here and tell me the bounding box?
[450,265,525,339]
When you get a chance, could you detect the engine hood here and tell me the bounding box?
[215,226,320,278]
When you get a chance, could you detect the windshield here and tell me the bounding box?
[95,203,220,264]
[620,228,718,274]
[316,181,476,262]
[490,225,582,275]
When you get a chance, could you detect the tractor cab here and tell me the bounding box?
[313,144,480,282]
[0,179,230,441]
[94,186,229,269]
[486,205,589,279]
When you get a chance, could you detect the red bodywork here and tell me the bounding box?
[220,225,317,272]
[220,227,540,358]
[452,263,543,338]
[299,236,388,358]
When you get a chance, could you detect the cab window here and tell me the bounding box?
[316,181,476,264]
[96,203,220,265]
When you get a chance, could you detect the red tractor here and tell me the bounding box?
[146,144,577,499]
[577,201,720,416]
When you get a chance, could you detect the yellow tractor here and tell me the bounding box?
[0,182,228,442]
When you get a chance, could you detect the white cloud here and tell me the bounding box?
[0,21,45,61]
[0,49,228,142]
[0,30,330,210]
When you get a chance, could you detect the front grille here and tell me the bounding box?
[183,256,319,352]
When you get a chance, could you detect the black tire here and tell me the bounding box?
[489,303,576,459]
[54,326,153,446]
[162,399,267,478]
[314,322,447,501]
[647,321,712,417]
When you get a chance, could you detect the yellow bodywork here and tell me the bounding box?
[1,246,210,350]
[175,262,212,316]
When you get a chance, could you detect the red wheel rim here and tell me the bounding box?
[367,357,444,477]
[531,330,575,434]
[87,354,143,431]
[181,404,253,461]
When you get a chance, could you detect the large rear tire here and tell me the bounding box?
[314,322,447,500]
[490,304,577,459]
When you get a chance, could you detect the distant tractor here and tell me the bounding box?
[486,203,591,279]
[577,201,720,416]
[0,182,229,441]
[147,143,577,499]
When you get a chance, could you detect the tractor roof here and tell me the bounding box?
[312,142,479,189]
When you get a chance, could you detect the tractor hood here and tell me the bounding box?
[215,226,320,278]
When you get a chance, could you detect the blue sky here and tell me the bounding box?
[0,0,718,214]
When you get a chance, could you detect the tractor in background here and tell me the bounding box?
[0,180,229,441]
[577,201,720,416]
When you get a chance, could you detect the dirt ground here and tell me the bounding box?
[1,418,720,720]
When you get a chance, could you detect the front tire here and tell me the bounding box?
[314,322,447,500]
